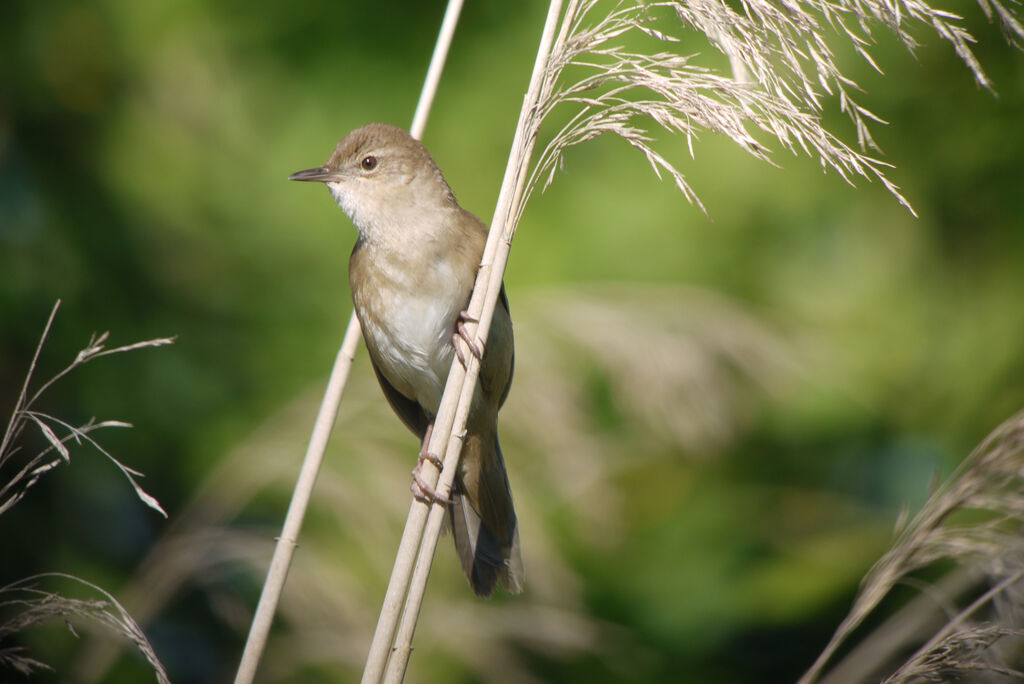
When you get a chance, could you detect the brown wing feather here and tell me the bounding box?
[477,282,514,413]
[495,284,514,409]
[367,354,431,440]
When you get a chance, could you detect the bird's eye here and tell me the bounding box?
[361,155,377,171]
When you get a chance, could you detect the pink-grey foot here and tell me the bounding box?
[452,310,484,367]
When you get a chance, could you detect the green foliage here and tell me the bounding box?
[1,0,1023,682]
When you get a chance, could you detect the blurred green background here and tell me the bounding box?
[2,0,1023,682]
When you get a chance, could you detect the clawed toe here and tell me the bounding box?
[411,469,454,505]
[417,449,443,470]
[411,440,451,505]
[452,310,483,367]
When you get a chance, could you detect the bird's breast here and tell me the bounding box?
[351,252,466,414]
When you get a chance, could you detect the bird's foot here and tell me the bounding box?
[452,310,483,367]
[410,464,453,506]
[417,447,443,471]
[411,433,451,504]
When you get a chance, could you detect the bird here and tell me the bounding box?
[289,123,522,597]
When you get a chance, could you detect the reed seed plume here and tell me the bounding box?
[520,0,1024,218]
[803,409,1024,683]
[0,574,170,683]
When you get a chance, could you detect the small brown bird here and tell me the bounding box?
[290,123,522,597]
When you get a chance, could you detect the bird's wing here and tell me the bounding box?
[480,283,514,411]
[368,355,431,439]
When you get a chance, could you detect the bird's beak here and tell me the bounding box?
[288,166,339,182]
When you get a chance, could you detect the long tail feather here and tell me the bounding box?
[449,433,523,597]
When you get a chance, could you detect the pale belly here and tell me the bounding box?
[356,280,461,415]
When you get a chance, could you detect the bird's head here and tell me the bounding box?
[290,123,457,241]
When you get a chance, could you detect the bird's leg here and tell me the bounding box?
[452,310,483,367]
[415,422,442,470]
[411,421,452,505]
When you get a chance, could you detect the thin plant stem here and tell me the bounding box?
[232,1,469,683]
[232,316,361,684]
[380,2,569,681]
[411,0,466,141]
[0,300,60,462]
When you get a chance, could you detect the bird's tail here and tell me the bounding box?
[449,431,523,597]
